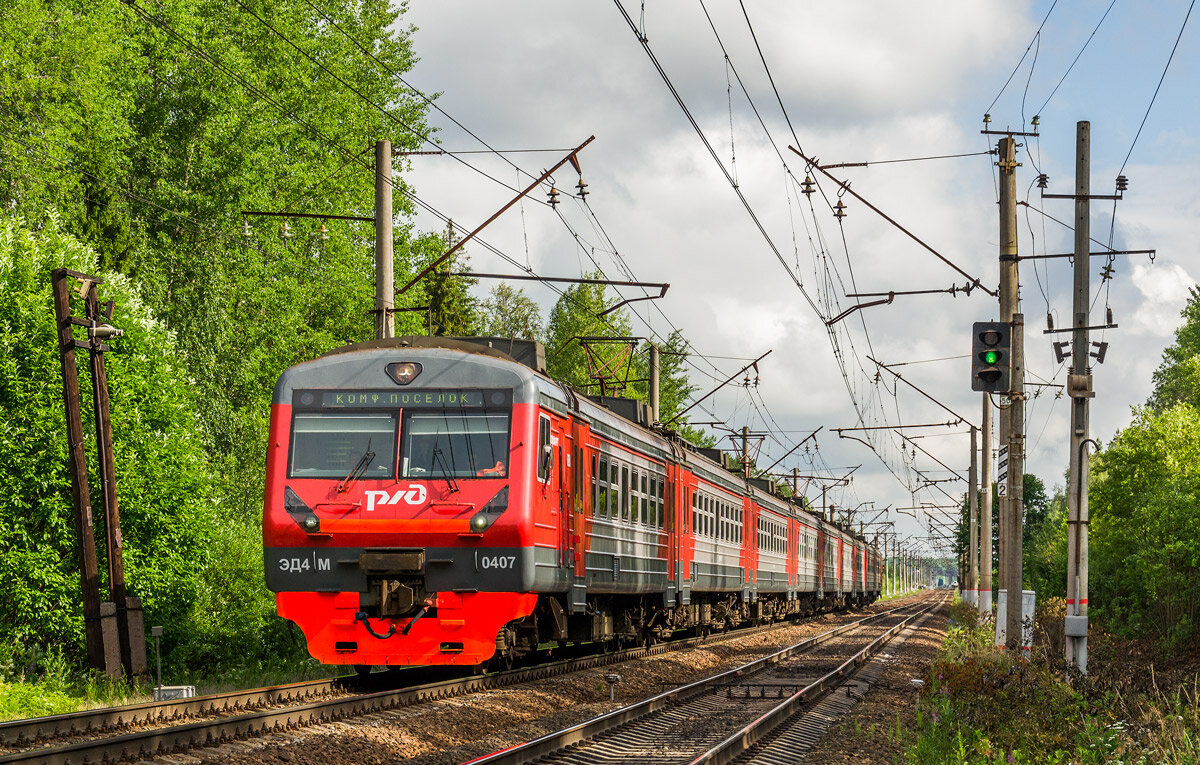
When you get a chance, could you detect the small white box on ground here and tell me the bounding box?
[154,685,197,701]
[994,589,1036,657]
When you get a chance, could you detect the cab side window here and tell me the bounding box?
[537,416,552,481]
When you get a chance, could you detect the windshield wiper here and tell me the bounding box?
[431,429,460,494]
[336,438,374,494]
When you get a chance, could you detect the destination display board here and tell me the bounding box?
[292,389,510,409]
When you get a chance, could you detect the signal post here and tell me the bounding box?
[972,132,1026,647]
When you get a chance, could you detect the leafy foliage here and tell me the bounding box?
[477,283,544,342]
[0,217,288,674]
[1148,285,1200,412]
[1090,402,1200,644]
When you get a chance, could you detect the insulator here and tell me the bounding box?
[833,200,846,220]
[801,175,815,196]
[318,223,328,243]
[983,113,992,124]
[1116,175,1129,191]
[1031,115,1040,127]
[547,186,560,207]
[1037,173,1049,189]
[1106,306,1114,325]
[243,219,251,239]
[576,179,589,198]
[280,220,291,240]
[1046,312,1054,331]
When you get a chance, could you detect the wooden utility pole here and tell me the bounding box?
[52,271,147,677]
[84,289,145,678]
[53,270,107,672]
[980,393,993,616]
[1066,121,1093,673]
[375,138,394,340]
[998,136,1026,651]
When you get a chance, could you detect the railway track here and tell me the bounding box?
[464,592,944,765]
[0,597,905,764]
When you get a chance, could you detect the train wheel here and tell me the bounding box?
[488,650,515,673]
[353,664,372,677]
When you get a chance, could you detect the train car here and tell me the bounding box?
[263,337,880,670]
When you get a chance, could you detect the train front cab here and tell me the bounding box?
[263,343,547,667]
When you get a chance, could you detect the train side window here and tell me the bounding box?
[647,477,656,527]
[610,461,620,518]
[537,416,552,481]
[658,479,666,528]
[630,468,640,524]
[691,490,698,535]
[621,465,630,522]
[597,455,609,518]
[592,453,599,517]
[657,479,667,527]
[640,474,649,526]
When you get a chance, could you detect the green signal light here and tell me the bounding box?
[983,350,999,364]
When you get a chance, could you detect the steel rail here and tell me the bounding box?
[0,675,355,748]
[689,595,946,764]
[1,602,874,764]
[462,598,930,765]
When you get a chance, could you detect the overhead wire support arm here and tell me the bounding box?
[450,272,669,317]
[867,355,977,429]
[788,145,997,298]
[759,427,823,474]
[665,350,772,425]
[828,283,978,326]
[398,136,596,294]
[241,210,374,223]
[1016,248,1156,262]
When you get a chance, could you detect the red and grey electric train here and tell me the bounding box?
[263,337,882,669]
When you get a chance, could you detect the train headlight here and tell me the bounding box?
[385,362,422,385]
[469,513,491,532]
[302,515,321,532]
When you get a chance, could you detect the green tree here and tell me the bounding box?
[0,217,281,671]
[1148,285,1200,411]
[545,273,633,392]
[422,224,478,337]
[1090,403,1200,642]
[1,0,433,521]
[477,283,543,342]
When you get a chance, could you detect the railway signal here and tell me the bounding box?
[971,321,1011,392]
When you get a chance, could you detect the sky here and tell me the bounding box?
[394,1,1200,557]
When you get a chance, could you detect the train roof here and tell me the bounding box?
[282,336,876,548]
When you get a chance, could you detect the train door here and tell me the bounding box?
[557,420,574,568]
[815,525,825,597]
[665,463,678,605]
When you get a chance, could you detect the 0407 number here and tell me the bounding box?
[480,555,517,570]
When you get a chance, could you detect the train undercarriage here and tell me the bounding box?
[483,589,878,669]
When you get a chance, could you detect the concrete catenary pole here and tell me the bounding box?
[968,425,979,606]
[375,139,394,340]
[1006,314,1026,650]
[1066,121,1092,673]
[649,343,661,423]
[980,394,994,616]
[998,136,1026,651]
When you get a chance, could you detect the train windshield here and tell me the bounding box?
[400,411,510,479]
[289,412,397,478]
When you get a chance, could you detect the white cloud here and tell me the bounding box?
[1130,261,1194,336]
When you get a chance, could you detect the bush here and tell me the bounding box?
[0,216,302,681]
